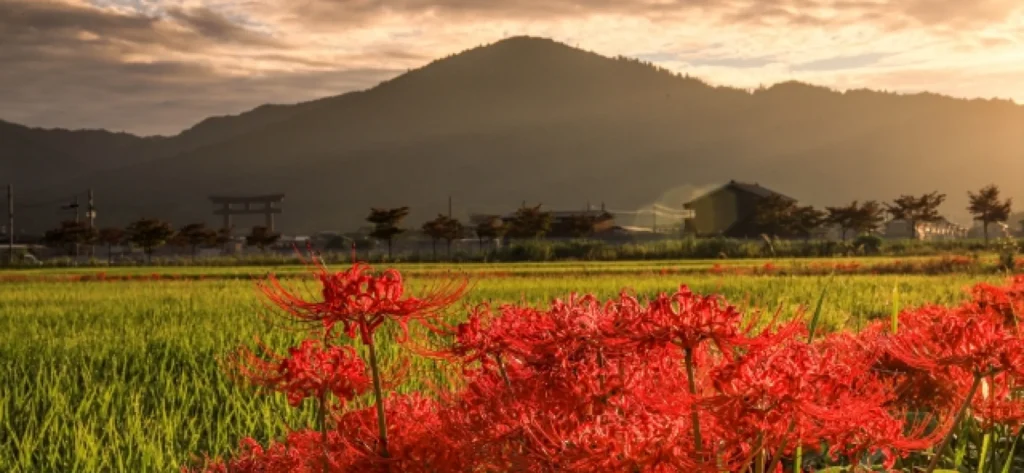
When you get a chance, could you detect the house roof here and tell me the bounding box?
[686,180,796,205]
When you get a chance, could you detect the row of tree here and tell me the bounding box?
[366,204,615,258]
[42,219,282,263]
[36,185,1019,262]
[754,186,1016,242]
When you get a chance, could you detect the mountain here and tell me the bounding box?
[4,36,1023,234]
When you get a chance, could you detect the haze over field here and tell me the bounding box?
[1,0,1022,232]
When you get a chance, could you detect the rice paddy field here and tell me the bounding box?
[0,256,1019,472]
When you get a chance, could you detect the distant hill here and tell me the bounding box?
[4,36,1023,234]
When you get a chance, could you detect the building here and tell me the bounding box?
[683,180,796,238]
[884,218,967,240]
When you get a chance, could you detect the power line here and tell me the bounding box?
[16,191,90,210]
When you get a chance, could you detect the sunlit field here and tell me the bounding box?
[0,259,1018,472]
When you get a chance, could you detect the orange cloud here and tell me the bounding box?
[0,0,1020,134]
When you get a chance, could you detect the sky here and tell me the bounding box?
[2,0,1022,136]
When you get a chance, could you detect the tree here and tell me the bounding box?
[126,218,176,263]
[174,223,217,260]
[967,184,1012,244]
[44,221,97,258]
[474,216,506,251]
[421,215,447,260]
[367,207,410,259]
[849,200,886,237]
[754,195,798,238]
[421,215,465,259]
[507,203,552,240]
[97,227,125,265]
[789,205,827,239]
[245,226,281,252]
[885,192,946,240]
[563,212,612,238]
[214,227,234,250]
[827,201,885,240]
[441,216,464,258]
[825,202,858,241]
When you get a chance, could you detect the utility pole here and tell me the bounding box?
[64,196,81,261]
[69,196,80,223]
[652,205,657,234]
[86,189,96,258]
[6,184,12,265]
[86,189,95,229]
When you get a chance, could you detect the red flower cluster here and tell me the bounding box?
[183,269,1024,473]
[229,340,371,407]
[259,261,467,344]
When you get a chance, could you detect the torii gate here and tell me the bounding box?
[209,194,284,235]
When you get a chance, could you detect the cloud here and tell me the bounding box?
[165,6,280,46]
[0,0,1021,135]
[283,0,1024,31]
[792,52,889,72]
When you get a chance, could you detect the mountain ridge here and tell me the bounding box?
[3,36,1022,233]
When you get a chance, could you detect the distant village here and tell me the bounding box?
[2,180,1020,263]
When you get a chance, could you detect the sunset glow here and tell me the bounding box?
[2,0,1022,135]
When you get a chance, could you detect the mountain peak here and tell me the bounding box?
[4,37,1022,234]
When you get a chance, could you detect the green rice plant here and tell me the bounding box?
[0,263,1014,472]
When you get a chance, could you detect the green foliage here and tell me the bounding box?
[421,214,464,258]
[367,207,410,259]
[558,212,612,238]
[507,203,552,240]
[0,266,1015,472]
[174,223,217,259]
[826,200,886,240]
[853,234,883,255]
[126,218,175,262]
[968,185,1013,243]
[244,226,280,252]
[473,215,506,251]
[886,192,947,239]
[755,195,825,238]
[995,222,1019,272]
[43,220,98,257]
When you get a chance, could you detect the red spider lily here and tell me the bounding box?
[830,325,963,412]
[972,371,1024,429]
[884,305,1024,378]
[968,277,1024,326]
[330,393,472,473]
[618,285,745,353]
[259,258,468,344]
[187,269,1024,473]
[228,339,371,407]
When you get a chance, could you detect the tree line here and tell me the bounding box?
[42,219,281,263]
[368,204,609,259]
[37,184,1019,262]
[753,185,1015,243]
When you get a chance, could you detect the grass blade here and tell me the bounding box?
[1000,427,1022,473]
[806,276,833,343]
[891,283,900,333]
[979,431,991,473]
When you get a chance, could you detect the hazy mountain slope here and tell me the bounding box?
[6,36,1023,233]
[0,120,92,186]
